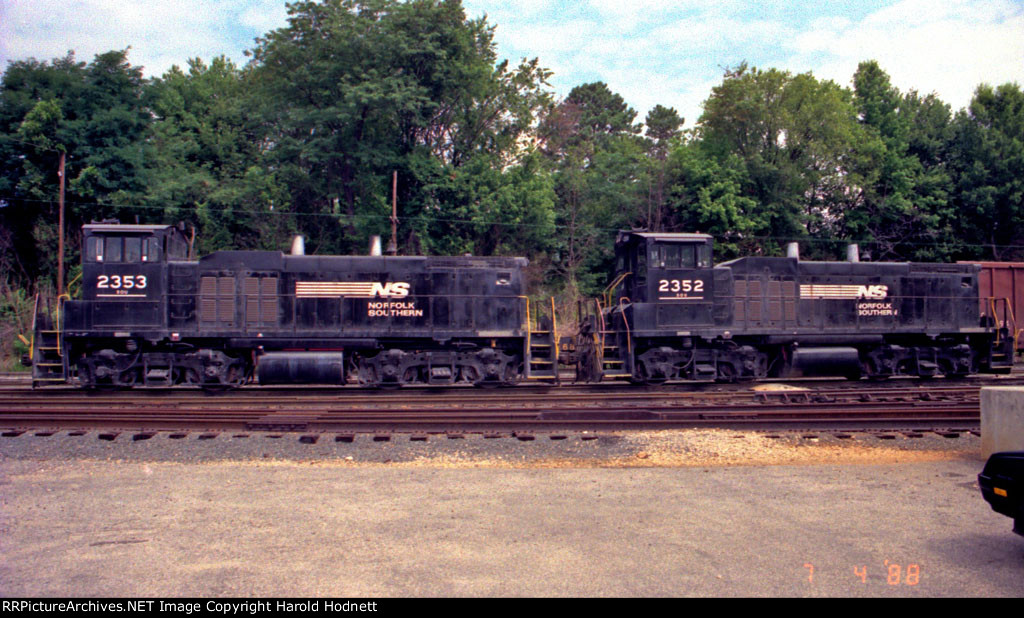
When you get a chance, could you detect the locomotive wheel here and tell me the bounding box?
[635,362,666,386]
[117,369,139,388]
[716,363,737,384]
[77,363,98,390]
[176,368,202,387]
[224,363,248,389]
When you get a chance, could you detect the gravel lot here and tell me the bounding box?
[1,428,1021,597]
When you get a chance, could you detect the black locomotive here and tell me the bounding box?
[30,222,557,388]
[577,231,1014,384]
[28,224,1014,388]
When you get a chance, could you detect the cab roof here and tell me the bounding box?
[616,231,713,243]
[83,224,174,233]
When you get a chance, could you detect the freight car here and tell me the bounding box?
[963,261,1024,354]
[29,223,559,388]
[575,231,1015,384]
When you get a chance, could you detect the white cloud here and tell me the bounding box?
[0,0,289,77]
[239,1,291,30]
[515,0,1024,124]
[787,0,1024,107]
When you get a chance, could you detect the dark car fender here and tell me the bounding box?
[978,451,1024,536]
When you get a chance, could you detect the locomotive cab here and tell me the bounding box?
[612,231,718,328]
[580,231,726,383]
[80,223,190,302]
[613,231,714,302]
[68,224,192,333]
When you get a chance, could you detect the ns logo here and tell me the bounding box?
[857,285,889,299]
[372,282,410,298]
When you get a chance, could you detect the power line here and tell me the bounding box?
[1,193,1021,253]
[0,134,63,154]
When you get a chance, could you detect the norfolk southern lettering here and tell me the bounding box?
[367,301,423,317]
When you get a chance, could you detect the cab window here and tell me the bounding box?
[124,237,142,262]
[697,244,712,268]
[105,237,122,262]
[679,245,696,268]
[650,243,696,269]
[86,236,103,262]
[143,237,160,262]
[166,235,188,260]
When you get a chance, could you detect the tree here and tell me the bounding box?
[249,0,554,257]
[949,82,1024,260]
[540,82,646,295]
[838,61,955,262]
[697,64,863,256]
[144,57,289,254]
[0,50,150,288]
[661,139,758,259]
[642,104,684,231]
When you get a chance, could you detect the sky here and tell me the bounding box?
[1,0,1022,128]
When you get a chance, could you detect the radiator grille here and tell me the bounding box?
[199,275,236,326]
[244,276,279,325]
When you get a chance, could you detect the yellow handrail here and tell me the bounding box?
[47,273,83,358]
[521,296,531,354]
[603,271,632,306]
[549,296,558,349]
[29,293,39,372]
[999,296,1021,348]
[618,296,633,367]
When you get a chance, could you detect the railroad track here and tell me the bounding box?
[0,381,989,433]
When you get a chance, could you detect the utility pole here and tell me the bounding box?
[57,150,65,298]
[386,171,398,255]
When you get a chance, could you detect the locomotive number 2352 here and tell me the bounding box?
[658,279,703,293]
[97,275,147,289]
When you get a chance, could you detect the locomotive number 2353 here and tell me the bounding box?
[97,275,148,289]
[658,279,703,293]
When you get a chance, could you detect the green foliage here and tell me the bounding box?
[697,64,865,257]
[0,50,150,287]
[144,57,291,254]
[0,283,33,371]
[663,141,758,259]
[540,81,647,295]
[949,82,1024,260]
[838,61,956,261]
[248,0,554,257]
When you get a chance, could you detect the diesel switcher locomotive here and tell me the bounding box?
[29,223,555,388]
[28,224,1014,388]
[576,231,1014,384]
